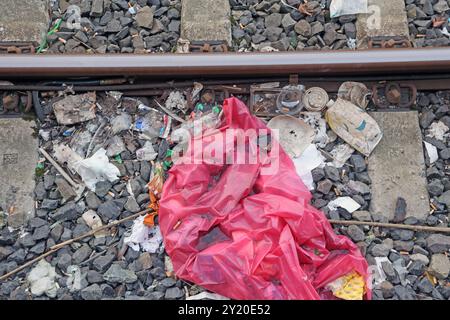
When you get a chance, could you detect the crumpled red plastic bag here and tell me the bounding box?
[159,97,371,300]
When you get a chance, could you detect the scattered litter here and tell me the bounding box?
[303,87,329,112]
[165,91,188,114]
[337,82,370,109]
[82,210,106,238]
[259,45,279,52]
[373,257,389,286]
[66,265,86,292]
[144,163,165,227]
[347,38,357,50]
[186,292,230,300]
[424,141,438,164]
[136,141,158,161]
[328,197,361,213]
[426,121,449,141]
[71,130,93,157]
[27,260,58,298]
[392,259,410,286]
[191,82,204,102]
[292,144,326,190]
[124,215,163,253]
[326,98,382,156]
[111,112,132,134]
[267,115,315,158]
[165,255,174,277]
[159,98,370,300]
[171,110,222,148]
[300,112,329,148]
[106,135,126,157]
[324,271,365,300]
[107,91,123,102]
[329,144,355,168]
[39,130,50,141]
[134,108,172,139]
[276,85,305,115]
[176,38,190,53]
[330,0,368,18]
[52,92,97,125]
[76,148,120,191]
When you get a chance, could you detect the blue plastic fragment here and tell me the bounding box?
[63,129,74,136]
[356,120,366,131]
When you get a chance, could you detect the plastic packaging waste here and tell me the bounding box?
[300,112,329,148]
[55,145,120,192]
[329,144,355,168]
[330,0,368,18]
[303,87,329,112]
[276,85,305,115]
[106,136,126,157]
[124,215,163,253]
[267,115,315,158]
[324,271,365,300]
[328,197,361,213]
[76,148,120,192]
[326,98,382,156]
[136,141,158,161]
[111,112,132,134]
[66,265,85,292]
[424,141,438,164]
[292,144,326,190]
[426,121,449,141]
[82,210,106,238]
[27,260,58,298]
[165,91,188,114]
[159,97,371,300]
[134,108,171,139]
[337,82,371,109]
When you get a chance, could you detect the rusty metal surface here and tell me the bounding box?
[372,82,417,108]
[2,48,450,78]
[368,36,412,49]
[0,42,35,54]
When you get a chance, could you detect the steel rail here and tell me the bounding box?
[1,48,450,78]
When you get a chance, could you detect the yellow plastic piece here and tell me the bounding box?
[332,271,365,300]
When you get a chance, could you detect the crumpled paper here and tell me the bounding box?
[124,216,163,253]
[54,145,120,192]
[76,148,120,191]
[328,197,361,213]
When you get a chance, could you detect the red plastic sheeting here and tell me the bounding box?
[159,98,371,300]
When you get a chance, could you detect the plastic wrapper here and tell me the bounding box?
[75,148,120,191]
[326,98,382,156]
[330,0,368,18]
[124,216,163,253]
[159,97,371,300]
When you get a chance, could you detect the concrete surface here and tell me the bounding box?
[0,118,38,228]
[181,0,232,45]
[356,0,410,49]
[0,0,50,45]
[368,111,429,221]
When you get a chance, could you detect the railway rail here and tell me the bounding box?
[0,45,449,301]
